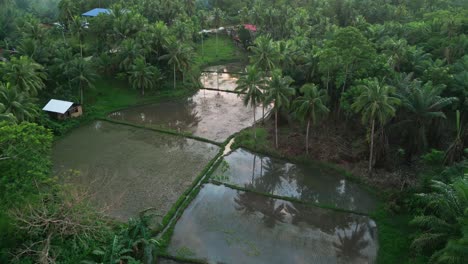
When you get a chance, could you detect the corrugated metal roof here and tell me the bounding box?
[82,8,111,17]
[42,99,74,114]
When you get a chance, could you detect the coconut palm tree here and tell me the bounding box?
[411,178,468,264]
[1,56,46,96]
[148,21,169,57]
[159,39,194,89]
[249,35,279,74]
[352,78,400,173]
[119,38,142,71]
[69,57,97,104]
[70,16,86,58]
[235,65,265,140]
[264,70,295,148]
[293,83,329,154]
[211,8,225,58]
[128,57,161,96]
[0,82,38,122]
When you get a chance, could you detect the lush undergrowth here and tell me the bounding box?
[373,208,427,264]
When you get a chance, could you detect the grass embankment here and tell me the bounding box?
[232,126,423,264]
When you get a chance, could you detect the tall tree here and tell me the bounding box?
[352,78,400,173]
[70,15,87,58]
[128,57,161,96]
[249,35,279,74]
[264,70,295,148]
[293,83,329,154]
[69,57,97,104]
[235,65,265,140]
[159,39,194,89]
[211,7,225,58]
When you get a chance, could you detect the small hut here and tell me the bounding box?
[42,99,83,120]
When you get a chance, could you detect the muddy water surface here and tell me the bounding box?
[108,90,263,142]
[212,149,377,213]
[52,121,219,221]
[200,63,245,91]
[168,184,378,264]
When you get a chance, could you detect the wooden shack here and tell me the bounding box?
[42,99,83,120]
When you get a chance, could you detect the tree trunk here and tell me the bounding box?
[80,39,83,59]
[369,119,375,174]
[275,108,278,149]
[253,104,257,141]
[216,32,218,57]
[80,79,83,104]
[173,64,176,89]
[142,85,145,96]
[306,118,310,155]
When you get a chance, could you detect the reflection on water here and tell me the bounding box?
[52,121,219,221]
[212,148,377,213]
[168,184,378,264]
[109,90,265,142]
[200,63,246,91]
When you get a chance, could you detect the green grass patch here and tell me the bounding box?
[194,35,247,68]
[372,208,427,264]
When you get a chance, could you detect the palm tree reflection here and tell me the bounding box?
[333,220,370,262]
[234,190,287,228]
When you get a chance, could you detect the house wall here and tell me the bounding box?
[70,105,83,118]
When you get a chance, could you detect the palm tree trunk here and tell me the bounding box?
[369,119,375,174]
[216,31,218,58]
[306,118,310,155]
[275,108,278,149]
[80,87,83,105]
[80,39,83,59]
[253,104,257,141]
[173,64,176,89]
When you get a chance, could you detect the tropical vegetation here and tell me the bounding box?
[0,0,467,263]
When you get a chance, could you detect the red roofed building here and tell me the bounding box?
[244,24,257,32]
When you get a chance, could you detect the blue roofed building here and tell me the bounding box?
[81,8,111,17]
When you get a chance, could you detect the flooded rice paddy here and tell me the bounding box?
[53,64,379,263]
[108,90,264,142]
[52,121,219,221]
[168,184,378,264]
[212,148,377,213]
